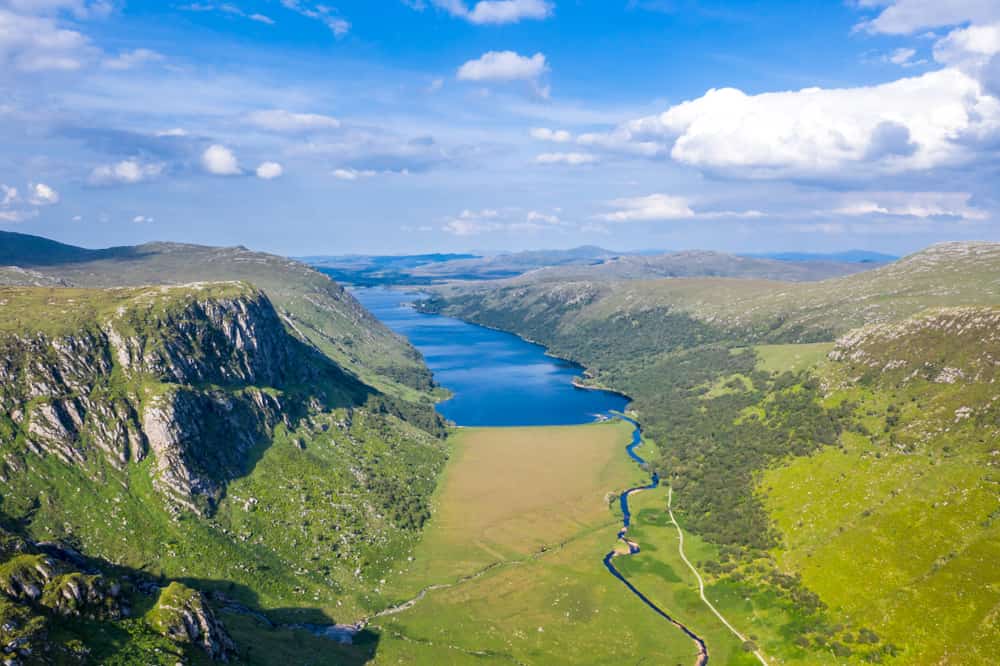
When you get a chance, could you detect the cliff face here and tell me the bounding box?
[0,283,361,515]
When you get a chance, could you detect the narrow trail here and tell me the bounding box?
[667,487,769,666]
[603,416,709,666]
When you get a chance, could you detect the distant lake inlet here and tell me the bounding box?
[352,287,629,427]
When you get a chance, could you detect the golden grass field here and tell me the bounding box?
[371,421,767,665]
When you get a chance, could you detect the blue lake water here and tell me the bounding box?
[353,287,630,427]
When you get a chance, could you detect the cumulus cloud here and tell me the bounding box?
[201,144,241,175]
[89,159,164,185]
[599,194,695,222]
[596,193,765,223]
[416,0,553,25]
[29,183,59,205]
[442,207,564,235]
[255,161,284,179]
[132,214,154,223]
[247,109,341,132]
[457,51,548,81]
[534,152,598,165]
[0,181,61,223]
[530,127,572,142]
[834,191,988,220]
[584,68,999,177]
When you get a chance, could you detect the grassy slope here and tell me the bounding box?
[422,243,1000,664]
[0,284,448,663]
[0,231,430,399]
[760,309,1000,665]
[429,241,1000,346]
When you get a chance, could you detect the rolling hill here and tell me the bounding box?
[419,241,1000,664]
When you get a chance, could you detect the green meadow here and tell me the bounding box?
[371,421,786,665]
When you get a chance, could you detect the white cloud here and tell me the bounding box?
[530,127,572,142]
[859,0,999,36]
[132,215,154,223]
[181,3,276,24]
[28,183,59,205]
[156,128,188,137]
[102,48,164,70]
[201,144,241,175]
[534,152,598,165]
[89,159,164,185]
[526,210,560,224]
[333,168,377,180]
[887,47,919,65]
[590,67,1000,177]
[247,109,341,132]
[0,210,37,223]
[3,1,113,19]
[457,51,548,82]
[834,191,988,220]
[256,161,284,179]
[442,207,567,235]
[0,185,17,206]
[935,22,1000,60]
[599,194,695,222]
[0,8,93,71]
[279,0,350,37]
[420,0,553,25]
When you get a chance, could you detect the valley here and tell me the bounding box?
[0,234,998,665]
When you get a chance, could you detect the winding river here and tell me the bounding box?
[605,415,709,666]
[352,287,711,664]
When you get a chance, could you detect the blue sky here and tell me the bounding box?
[1,0,998,255]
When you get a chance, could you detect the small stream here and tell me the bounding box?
[604,415,710,666]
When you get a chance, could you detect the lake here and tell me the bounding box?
[353,287,630,427]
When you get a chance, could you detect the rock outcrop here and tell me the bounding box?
[147,582,235,661]
[0,283,362,515]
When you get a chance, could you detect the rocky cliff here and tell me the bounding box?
[0,282,366,515]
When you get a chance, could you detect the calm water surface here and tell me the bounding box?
[353,287,629,426]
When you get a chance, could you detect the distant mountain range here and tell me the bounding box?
[302,245,893,286]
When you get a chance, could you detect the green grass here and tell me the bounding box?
[0,282,252,335]
[754,343,834,375]
[758,309,1000,665]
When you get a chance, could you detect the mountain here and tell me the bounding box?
[419,241,1000,664]
[0,231,432,399]
[308,245,880,286]
[309,246,618,286]
[0,232,458,663]
[0,282,447,663]
[512,249,877,283]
